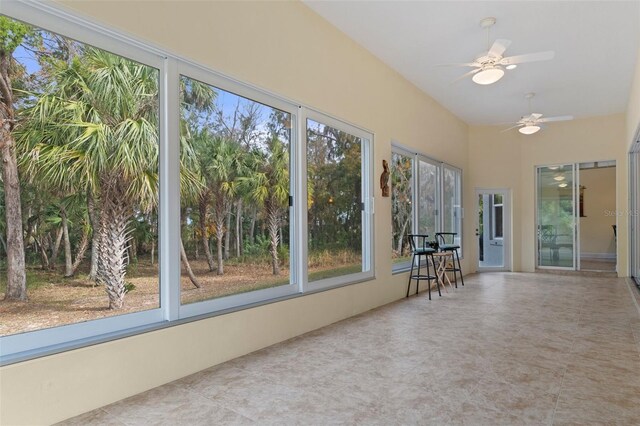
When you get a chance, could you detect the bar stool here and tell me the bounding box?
[406,234,441,300]
[435,232,464,287]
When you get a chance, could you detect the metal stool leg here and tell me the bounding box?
[455,250,464,286]
[416,254,422,296]
[406,254,415,297]
[429,254,441,297]
[450,252,458,289]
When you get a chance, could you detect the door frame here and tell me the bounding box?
[475,188,512,272]
[629,124,640,283]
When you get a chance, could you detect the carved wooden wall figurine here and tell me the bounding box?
[380,159,390,197]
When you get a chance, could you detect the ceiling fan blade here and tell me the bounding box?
[489,39,511,58]
[435,62,478,67]
[501,124,524,133]
[501,51,555,65]
[530,113,543,120]
[538,115,573,123]
[451,68,481,84]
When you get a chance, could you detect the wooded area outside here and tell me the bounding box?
[0,16,365,337]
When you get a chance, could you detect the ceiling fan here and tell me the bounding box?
[503,93,573,135]
[442,17,555,85]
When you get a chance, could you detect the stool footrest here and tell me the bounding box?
[410,274,436,280]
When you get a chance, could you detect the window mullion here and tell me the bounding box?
[161,58,181,321]
[297,108,310,292]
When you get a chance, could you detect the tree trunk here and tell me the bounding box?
[150,239,155,265]
[50,226,63,270]
[87,192,100,281]
[198,194,216,272]
[60,207,73,277]
[96,178,131,310]
[224,210,231,260]
[1,44,26,300]
[129,237,138,264]
[267,204,281,275]
[1,130,28,301]
[0,233,6,256]
[249,207,256,244]
[70,226,90,275]
[215,218,224,275]
[193,234,199,259]
[180,239,201,288]
[396,218,409,255]
[235,199,243,258]
[35,236,50,270]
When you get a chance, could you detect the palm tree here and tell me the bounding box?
[17,48,161,309]
[199,135,244,275]
[239,137,289,275]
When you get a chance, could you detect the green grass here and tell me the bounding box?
[0,268,62,294]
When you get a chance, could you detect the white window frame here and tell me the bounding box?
[301,109,375,292]
[441,164,464,257]
[491,194,504,240]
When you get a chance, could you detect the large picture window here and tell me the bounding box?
[305,113,373,287]
[391,151,413,266]
[0,4,375,364]
[391,146,463,272]
[178,72,295,311]
[0,14,163,356]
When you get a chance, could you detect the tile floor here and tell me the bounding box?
[61,273,640,425]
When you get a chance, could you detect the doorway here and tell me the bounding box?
[476,189,511,271]
[535,161,617,272]
[578,162,616,271]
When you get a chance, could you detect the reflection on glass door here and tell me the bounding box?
[476,189,509,270]
[537,164,576,269]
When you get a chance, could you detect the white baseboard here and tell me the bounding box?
[581,252,616,261]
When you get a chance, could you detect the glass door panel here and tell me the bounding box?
[476,190,508,270]
[537,164,576,268]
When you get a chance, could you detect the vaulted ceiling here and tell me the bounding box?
[304,1,640,126]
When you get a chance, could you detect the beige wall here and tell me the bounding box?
[579,167,617,256]
[627,46,640,148]
[0,2,471,424]
[469,114,628,274]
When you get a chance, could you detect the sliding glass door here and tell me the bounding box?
[631,152,640,283]
[536,164,576,269]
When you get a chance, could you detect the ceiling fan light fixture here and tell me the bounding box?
[558,183,568,188]
[472,66,505,85]
[518,124,541,135]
